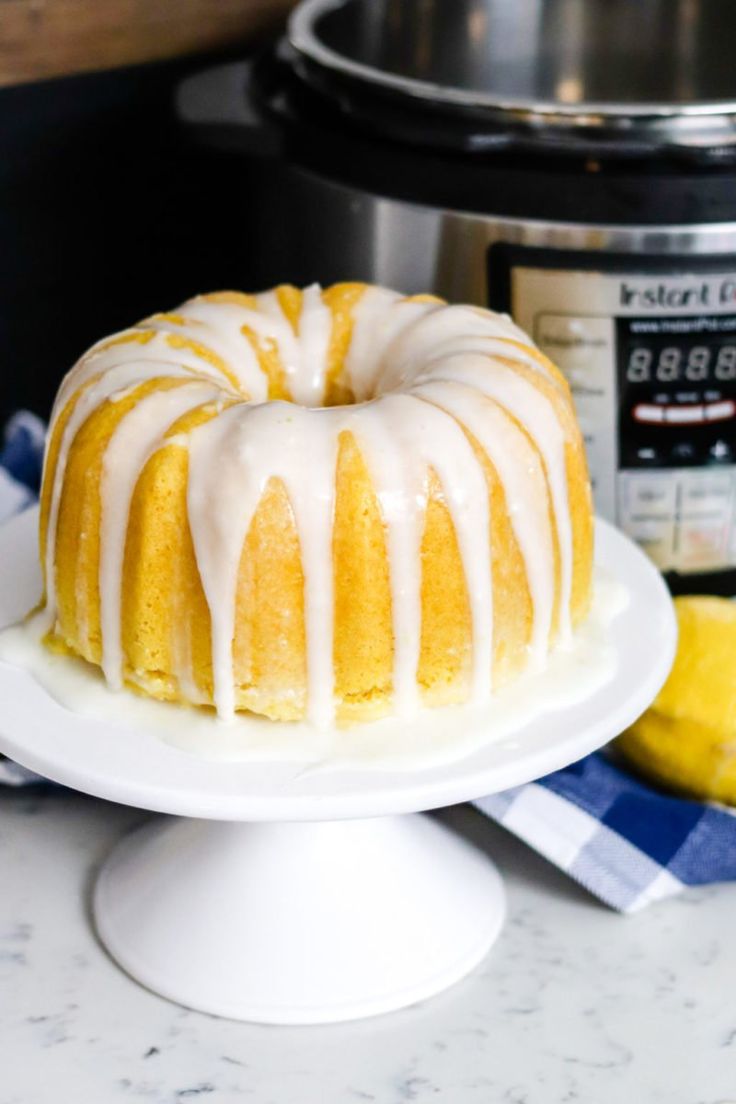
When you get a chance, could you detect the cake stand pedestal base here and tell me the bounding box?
[93,812,505,1024]
[0,510,677,1026]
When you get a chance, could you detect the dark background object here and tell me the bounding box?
[0,59,259,425]
[0,0,295,426]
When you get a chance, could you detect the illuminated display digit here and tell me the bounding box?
[656,346,681,382]
[715,344,736,380]
[685,345,710,381]
[627,347,652,382]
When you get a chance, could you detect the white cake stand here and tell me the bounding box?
[0,509,676,1024]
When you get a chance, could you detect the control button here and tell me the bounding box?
[681,469,733,512]
[633,403,665,424]
[623,472,677,515]
[664,405,705,424]
[670,441,698,464]
[636,446,660,465]
[710,439,733,462]
[534,313,612,380]
[705,399,736,421]
[679,519,729,571]
[633,403,718,425]
[617,471,676,570]
[679,469,734,571]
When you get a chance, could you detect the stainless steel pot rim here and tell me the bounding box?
[289,0,736,133]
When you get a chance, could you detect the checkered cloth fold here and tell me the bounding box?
[475,755,736,912]
[2,412,735,910]
[0,411,44,524]
[0,412,46,786]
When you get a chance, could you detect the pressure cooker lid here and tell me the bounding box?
[288,0,736,155]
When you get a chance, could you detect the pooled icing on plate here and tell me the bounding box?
[0,570,627,773]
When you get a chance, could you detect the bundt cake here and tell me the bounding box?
[38,283,593,727]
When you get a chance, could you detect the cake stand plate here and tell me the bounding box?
[0,509,676,1023]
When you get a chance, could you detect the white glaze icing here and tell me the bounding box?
[99,382,221,689]
[375,303,554,394]
[345,292,435,400]
[414,379,555,664]
[40,283,589,727]
[414,353,574,641]
[42,360,198,635]
[348,392,493,714]
[187,402,340,726]
[142,312,267,401]
[51,332,234,421]
[256,283,333,406]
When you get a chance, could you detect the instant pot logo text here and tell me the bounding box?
[619,278,736,309]
[622,278,736,309]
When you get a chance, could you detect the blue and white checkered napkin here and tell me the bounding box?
[475,756,736,912]
[2,412,735,910]
[0,411,46,786]
[0,411,44,524]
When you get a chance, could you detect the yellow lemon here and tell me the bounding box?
[617,595,736,805]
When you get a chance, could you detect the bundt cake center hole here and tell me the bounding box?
[282,386,370,411]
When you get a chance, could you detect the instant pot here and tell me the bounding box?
[178,0,736,595]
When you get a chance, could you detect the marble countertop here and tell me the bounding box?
[1,789,735,1104]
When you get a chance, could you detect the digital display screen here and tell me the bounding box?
[488,243,736,587]
[624,342,736,384]
[616,315,736,470]
[620,314,736,385]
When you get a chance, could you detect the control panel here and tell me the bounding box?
[488,246,736,590]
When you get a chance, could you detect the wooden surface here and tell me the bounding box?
[0,0,296,87]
